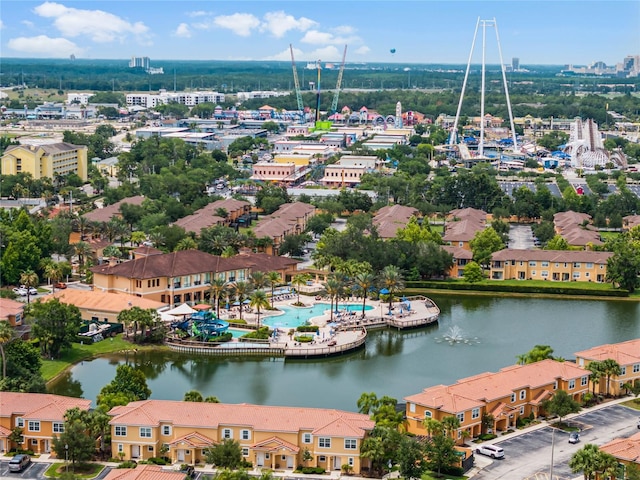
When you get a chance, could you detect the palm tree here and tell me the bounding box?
[249,290,270,328]
[175,237,197,251]
[130,231,147,246]
[148,230,166,249]
[441,415,461,439]
[587,361,604,396]
[357,392,379,415]
[569,443,600,480]
[184,390,204,402]
[19,270,38,304]
[354,272,376,316]
[600,359,622,397]
[221,246,236,258]
[72,241,93,271]
[204,396,220,403]
[249,271,267,291]
[323,277,343,322]
[380,265,405,313]
[209,279,228,318]
[266,271,281,308]
[44,263,63,293]
[0,321,14,379]
[232,281,253,322]
[291,273,311,305]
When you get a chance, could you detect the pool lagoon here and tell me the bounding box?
[262,303,373,329]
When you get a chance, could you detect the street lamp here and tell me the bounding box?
[65,444,68,472]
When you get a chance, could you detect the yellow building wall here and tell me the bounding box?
[274,155,312,166]
[1,145,88,182]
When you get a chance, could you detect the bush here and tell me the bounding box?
[241,327,271,340]
[147,457,168,465]
[209,332,232,342]
[296,325,319,333]
[297,467,325,474]
[478,433,497,441]
[118,461,137,469]
[405,281,628,297]
[294,335,314,343]
[440,465,464,477]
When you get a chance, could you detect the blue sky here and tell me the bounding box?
[1,1,638,65]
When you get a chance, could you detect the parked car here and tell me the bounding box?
[637,417,640,429]
[9,454,31,472]
[476,444,505,459]
[21,285,38,295]
[54,282,67,289]
[568,432,580,444]
[12,287,27,296]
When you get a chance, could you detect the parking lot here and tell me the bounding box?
[472,403,640,480]
[0,459,49,479]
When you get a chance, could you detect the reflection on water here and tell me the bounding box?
[49,295,640,411]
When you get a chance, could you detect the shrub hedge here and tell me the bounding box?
[296,325,319,333]
[405,281,628,297]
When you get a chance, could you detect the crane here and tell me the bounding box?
[289,44,305,123]
[330,45,348,115]
[315,59,321,123]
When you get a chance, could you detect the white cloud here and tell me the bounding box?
[300,29,358,46]
[354,45,370,55]
[8,35,82,57]
[187,10,210,18]
[264,47,301,62]
[307,46,343,61]
[33,2,150,43]
[332,25,355,35]
[264,45,346,62]
[213,13,260,37]
[260,11,316,38]
[173,23,191,38]
[0,19,5,29]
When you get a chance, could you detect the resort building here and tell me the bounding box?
[441,246,472,278]
[574,339,640,396]
[372,206,419,239]
[489,249,612,282]
[173,199,252,235]
[405,359,590,443]
[90,249,298,306]
[319,155,381,188]
[107,400,374,473]
[442,208,487,250]
[598,432,640,477]
[0,392,91,455]
[83,195,146,224]
[553,211,603,249]
[1,142,88,181]
[252,202,316,255]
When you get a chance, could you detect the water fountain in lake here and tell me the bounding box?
[435,325,481,346]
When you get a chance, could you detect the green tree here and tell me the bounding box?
[266,271,281,308]
[607,236,640,292]
[205,439,243,468]
[29,299,82,359]
[0,339,45,393]
[397,436,426,480]
[422,419,460,478]
[463,261,484,283]
[291,273,311,305]
[184,390,204,402]
[600,358,622,397]
[542,390,581,426]
[586,361,604,395]
[357,392,379,415]
[209,279,229,318]
[52,408,96,467]
[569,443,600,480]
[19,269,39,304]
[1,230,42,285]
[379,265,404,313]
[545,234,570,250]
[98,364,151,407]
[354,272,376,316]
[249,290,270,328]
[0,321,14,379]
[516,345,555,365]
[470,227,504,267]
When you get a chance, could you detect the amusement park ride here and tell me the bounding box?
[172,309,230,341]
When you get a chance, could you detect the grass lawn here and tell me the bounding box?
[599,231,620,241]
[41,335,164,381]
[621,398,640,411]
[44,462,104,478]
[423,472,468,480]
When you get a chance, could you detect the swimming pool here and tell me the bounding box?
[228,328,252,338]
[262,303,373,329]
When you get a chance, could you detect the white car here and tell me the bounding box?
[21,285,38,295]
[12,287,27,296]
[476,444,505,459]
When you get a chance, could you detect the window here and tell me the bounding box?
[574,263,581,268]
[118,444,124,453]
[409,403,416,413]
[223,429,232,439]
[621,366,627,376]
[511,393,516,403]
[581,376,588,386]
[140,427,152,438]
[573,272,580,279]
[318,438,331,448]
[303,433,312,444]
[162,425,171,436]
[115,426,127,437]
[456,412,464,423]
[241,430,250,440]
[348,458,354,467]
[424,411,432,419]
[554,381,558,390]
[520,406,525,415]
[586,263,593,269]
[520,390,526,400]
[472,408,480,420]
[318,456,326,462]
[569,379,575,390]
[634,364,640,373]
[242,448,249,457]
[148,446,154,452]
[16,417,24,428]
[345,439,357,450]
[31,439,38,446]
[53,422,64,433]
[529,261,537,267]
[541,261,549,267]
[28,421,40,432]
[541,271,549,278]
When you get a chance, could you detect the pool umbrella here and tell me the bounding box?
[232,301,241,306]
[379,288,390,295]
[193,304,211,311]
[243,299,251,304]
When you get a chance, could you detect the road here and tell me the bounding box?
[472,404,640,480]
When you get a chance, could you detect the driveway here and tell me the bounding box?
[472,404,640,480]
[0,459,50,479]
[508,224,535,249]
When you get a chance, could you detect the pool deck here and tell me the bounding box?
[167,295,439,358]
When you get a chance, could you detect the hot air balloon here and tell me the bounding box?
[390,48,396,54]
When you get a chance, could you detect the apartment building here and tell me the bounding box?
[173,198,252,235]
[489,249,611,282]
[442,208,487,250]
[553,211,603,249]
[0,393,91,455]
[405,359,590,443]
[1,142,88,181]
[126,91,225,109]
[598,432,640,477]
[107,400,374,473]
[575,339,640,396]
[372,205,420,239]
[252,202,316,255]
[441,246,472,278]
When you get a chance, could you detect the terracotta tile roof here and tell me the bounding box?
[372,205,419,239]
[560,226,603,246]
[487,402,515,418]
[530,389,552,406]
[599,431,640,462]
[253,202,315,239]
[491,249,612,263]
[233,251,300,272]
[173,199,251,234]
[252,436,300,453]
[108,400,374,438]
[103,464,185,480]
[575,338,640,366]
[83,196,145,223]
[553,211,591,226]
[0,425,12,437]
[448,208,487,221]
[0,392,91,419]
[42,289,167,312]
[133,246,164,257]
[168,431,216,447]
[90,250,248,280]
[404,385,484,414]
[442,218,485,243]
[623,215,640,229]
[0,297,24,319]
[441,245,473,260]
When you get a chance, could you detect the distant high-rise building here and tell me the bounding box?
[512,57,520,71]
[70,54,76,61]
[129,56,151,70]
